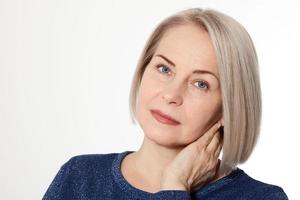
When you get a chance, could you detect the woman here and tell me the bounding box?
[42,8,288,199]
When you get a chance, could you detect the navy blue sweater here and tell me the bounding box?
[42,151,288,199]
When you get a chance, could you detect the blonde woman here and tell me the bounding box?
[43,8,288,200]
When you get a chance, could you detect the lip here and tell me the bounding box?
[150,109,180,125]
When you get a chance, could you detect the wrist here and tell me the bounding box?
[160,183,188,191]
[160,174,189,191]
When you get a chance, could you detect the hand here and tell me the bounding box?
[160,120,223,192]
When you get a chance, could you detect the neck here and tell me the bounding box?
[126,135,225,191]
[134,136,183,178]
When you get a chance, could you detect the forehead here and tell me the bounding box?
[154,24,218,75]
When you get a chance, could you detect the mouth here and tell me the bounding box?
[150,109,180,125]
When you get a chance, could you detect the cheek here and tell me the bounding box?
[185,98,222,138]
[137,76,161,107]
[136,77,159,120]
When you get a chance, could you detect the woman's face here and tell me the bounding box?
[136,24,222,148]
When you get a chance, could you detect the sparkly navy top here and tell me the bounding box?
[42,151,288,200]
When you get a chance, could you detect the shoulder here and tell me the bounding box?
[43,152,121,199]
[54,152,120,182]
[55,152,121,186]
[62,152,119,173]
[67,152,118,167]
[235,169,289,199]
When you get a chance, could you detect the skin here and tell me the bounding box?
[121,23,224,193]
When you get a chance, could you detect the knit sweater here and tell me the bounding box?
[42,150,288,200]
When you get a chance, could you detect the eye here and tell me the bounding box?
[194,80,209,90]
[156,64,171,75]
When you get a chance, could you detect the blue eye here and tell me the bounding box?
[194,80,209,90]
[156,64,209,91]
[157,64,171,75]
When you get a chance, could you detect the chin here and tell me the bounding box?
[143,128,191,149]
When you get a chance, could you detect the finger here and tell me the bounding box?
[220,117,224,126]
[197,121,221,146]
[206,131,222,152]
[214,143,222,158]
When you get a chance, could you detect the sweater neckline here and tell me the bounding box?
[111,150,244,198]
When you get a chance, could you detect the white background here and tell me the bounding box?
[1,0,299,199]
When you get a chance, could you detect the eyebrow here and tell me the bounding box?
[155,54,219,82]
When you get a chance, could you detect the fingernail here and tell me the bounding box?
[221,118,224,126]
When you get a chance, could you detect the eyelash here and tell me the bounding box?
[155,64,210,90]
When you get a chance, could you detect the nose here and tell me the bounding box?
[161,81,184,106]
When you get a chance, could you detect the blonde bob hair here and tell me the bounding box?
[128,8,262,175]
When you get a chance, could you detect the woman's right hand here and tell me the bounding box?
[160,120,224,192]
